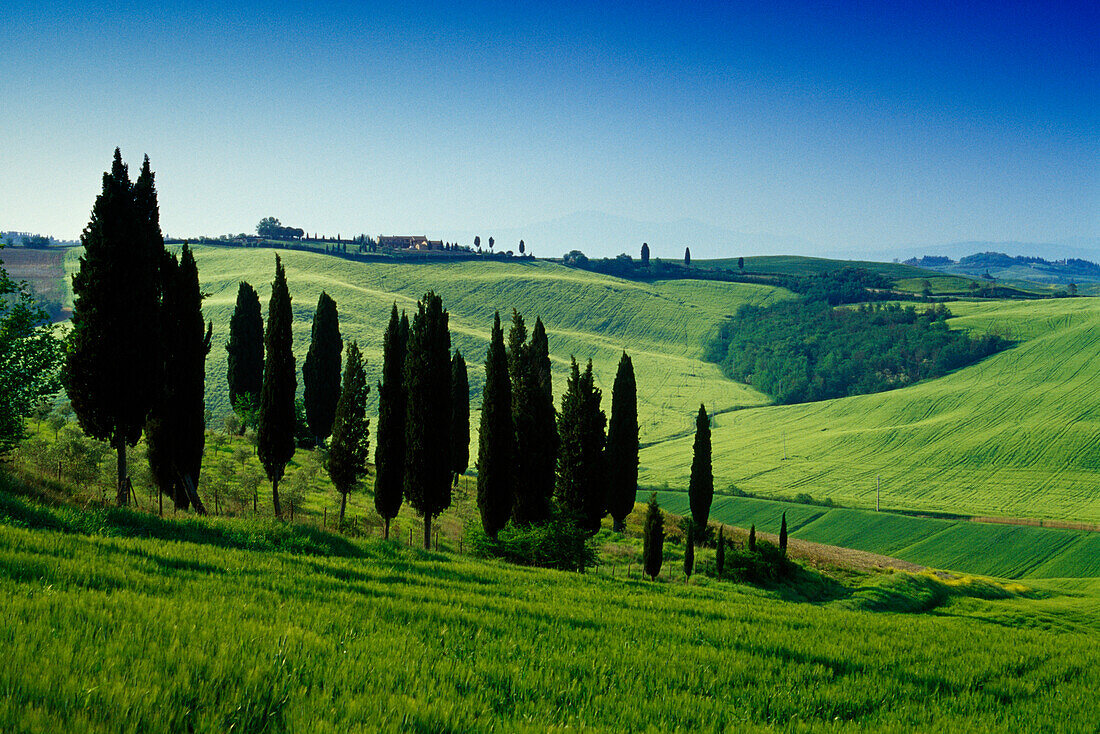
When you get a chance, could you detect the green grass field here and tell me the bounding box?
[58,247,1100,523]
[702,255,933,279]
[2,488,1099,733]
[649,492,1100,580]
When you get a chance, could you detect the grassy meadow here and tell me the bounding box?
[2,488,1099,733]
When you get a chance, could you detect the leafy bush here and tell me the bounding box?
[713,541,795,585]
[466,514,597,571]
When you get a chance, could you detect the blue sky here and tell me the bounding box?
[1,0,1096,254]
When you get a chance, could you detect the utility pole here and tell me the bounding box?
[876,475,881,512]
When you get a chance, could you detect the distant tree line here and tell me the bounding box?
[709,301,1007,404]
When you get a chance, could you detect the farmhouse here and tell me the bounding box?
[378,235,444,251]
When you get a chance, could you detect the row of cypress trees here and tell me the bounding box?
[65,150,212,510]
[475,309,641,540]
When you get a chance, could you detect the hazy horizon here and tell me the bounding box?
[2,1,1096,252]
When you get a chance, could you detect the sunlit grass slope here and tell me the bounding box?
[66,246,788,449]
[651,492,1100,580]
[2,505,1100,732]
[643,297,1100,522]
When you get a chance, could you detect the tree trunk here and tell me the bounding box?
[181,473,208,515]
[613,519,625,533]
[272,476,282,518]
[115,435,128,506]
[339,491,347,527]
[423,515,432,550]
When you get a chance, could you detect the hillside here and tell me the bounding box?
[1,493,1098,732]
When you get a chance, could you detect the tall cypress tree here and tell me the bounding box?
[226,281,264,417]
[403,291,452,549]
[257,255,297,518]
[303,291,343,445]
[507,310,538,524]
[642,492,664,581]
[146,244,212,512]
[606,351,638,532]
[748,523,757,552]
[327,341,369,526]
[374,303,408,539]
[779,513,788,555]
[477,313,513,538]
[64,149,162,506]
[450,351,469,485]
[688,403,713,537]
[527,317,558,522]
[556,358,606,532]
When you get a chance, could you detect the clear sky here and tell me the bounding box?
[1,0,1096,253]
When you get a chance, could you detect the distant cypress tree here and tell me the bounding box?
[556,358,607,531]
[779,513,788,555]
[374,304,408,539]
[684,247,691,266]
[403,291,452,549]
[748,523,756,552]
[684,524,695,579]
[257,255,297,518]
[737,256,744,271]
[146,244,212,513]
[688,404,713,536]
[303,291,343,445]
[716,527,725,576]
[642,492,664,581]
[641,242,650,265]
[64,149,162,506]
[327,342,370,526]
[226,281,264,417]
[450,350,469,485]
[526,317,558,523]
[606,351,638,532]
[477,313,513,538]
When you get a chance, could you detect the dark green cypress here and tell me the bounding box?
[507,309,538,525]
[749,523,756,552]
[527,318,558,522]
[403,291,452,549]
[684,247,691,265]
[64,149,162,506]
[450,351,469,485]
[779,512,788,555]
[303,291,343,445]
[688,403,713,536]
[226,281,264,416]
[257,255,297,518]
[555,358,606,532]
[606,351,638,532]
[642,492,664,581]
[477,313,513,538]
[327,342,370,526]
[684,523,695,579]
[146,244,211,513]
[641,242,650,265]
[716,527,725,576]
[374,304,407,539]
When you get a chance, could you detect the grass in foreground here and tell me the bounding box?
[1,488,1099,733]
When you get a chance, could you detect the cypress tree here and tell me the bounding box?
[688,403,713,536]
[525,317,557,523]
[374,304,407,539]
[146,244,212,513]
[556,358,606,532]
[257,255,297,518]
[403,291,452,549]
[507,309,538,525]
[226,281,264,417]
[779,512,788,555]
[642,492,664,581]
[506,308,527,386]
[327,342,370,525]
[684,247,691,265]
[477,312,513,538]
[64,149,162,506]
[450,351,469,485]
[716,527,725,576]
[606,351,638,532]
[749,523,756,552]
[684,523,695,579]
[641,242,650,265]
[303,291,343,445]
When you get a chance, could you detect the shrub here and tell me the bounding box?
[467,512,597,572]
